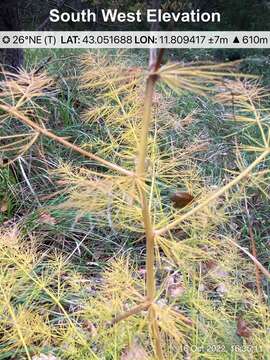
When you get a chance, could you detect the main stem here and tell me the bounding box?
[137,62,164,359]
[137,75,157,301]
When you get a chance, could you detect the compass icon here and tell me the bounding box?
[2,36,11,44]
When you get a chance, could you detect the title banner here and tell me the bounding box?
[1,2,269,33]
[49,9,221,24]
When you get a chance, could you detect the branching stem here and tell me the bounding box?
[0,105,133,177]
[155,149,270,237]
[109,300,151,327]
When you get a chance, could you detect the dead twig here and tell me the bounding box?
[227,238,270,280]
[109,301,151,327]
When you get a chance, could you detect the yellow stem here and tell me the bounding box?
[0,105,133,177]
[136,65,164,359]
[136,76,156,176]
[140,185,156,301]
[155,150,269,237]
[149,305,164,360]
[136,75,158,302]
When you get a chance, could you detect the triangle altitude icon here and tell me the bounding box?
[233,36,240,44]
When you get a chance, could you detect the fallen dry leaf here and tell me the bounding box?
[0,199,8,212]
[121,341,148,360]
[183,345,191,360]
[236,318,252,339]
[138,268,147,277]
[202,260,228,278]
[216,283,228,296]
[212,266,228,278]
[82,320,97,337]
[32,354,58,360]
[198,283,206,292]
[165,274,175,288]
[179,111,196,128]
[167,282,185,298]
[244,281,256,290]
[39,212,57,225]
[170,192,194,209]
[202,259,218,272]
